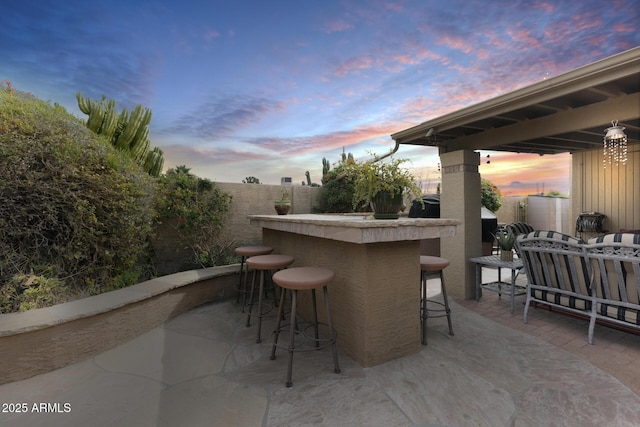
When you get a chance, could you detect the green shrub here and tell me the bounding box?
[0,84,156,310]
[481,178,502,212]
[0,274,69,313]
[154,166,233,269]
[318,153,361,213]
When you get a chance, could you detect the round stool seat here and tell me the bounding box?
[235,246,273,257]
[246,254,294,270]
[420,255,450,272]
[272,267,335,290]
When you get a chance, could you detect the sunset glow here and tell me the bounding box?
[2,1,638,194]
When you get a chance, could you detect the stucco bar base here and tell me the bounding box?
[252,214,459,367]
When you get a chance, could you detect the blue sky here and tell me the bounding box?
[2,0,638,195]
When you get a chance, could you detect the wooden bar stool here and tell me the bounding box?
[270,267,341,387]
[234,246,273,309]
[420,255,454,345]
[245,254,294,343]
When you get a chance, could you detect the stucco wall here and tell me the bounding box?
[217,183,322,246]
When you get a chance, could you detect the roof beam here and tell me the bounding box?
[441,92,640,153]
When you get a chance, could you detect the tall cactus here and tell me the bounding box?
[144,147,164,177]
[77,92,163,177]
[76,93,118,138]
[322,157,330,176]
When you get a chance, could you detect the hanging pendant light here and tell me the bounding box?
[603,120,627,168]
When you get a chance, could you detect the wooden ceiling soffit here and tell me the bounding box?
[441,92,640,153]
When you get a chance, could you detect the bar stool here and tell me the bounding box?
[234,245,273,309]
[270,267,341,387]
[420,255,454,345]
[245,254,294,343]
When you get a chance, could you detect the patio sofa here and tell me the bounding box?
[516,231,640,344]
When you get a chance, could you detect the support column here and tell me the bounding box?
[439,149,481,299]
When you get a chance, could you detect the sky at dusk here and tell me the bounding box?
[2,1,639,196]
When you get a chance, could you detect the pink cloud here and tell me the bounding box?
[333,55,376,76]
[535,2,557,14]
[436,34,474,54]
[614,22,636,33]
[248,121,406,157]
[506,28,544,51]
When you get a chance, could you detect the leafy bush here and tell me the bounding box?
[154,166,233,269]
[0,84,156,312]
[318,153,360,213]
[481,178,502,212]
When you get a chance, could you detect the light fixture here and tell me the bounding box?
[603,120,627,168]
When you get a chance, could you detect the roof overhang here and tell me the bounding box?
[391,47,640,156]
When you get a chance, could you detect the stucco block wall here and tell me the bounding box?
[217,183,322,246]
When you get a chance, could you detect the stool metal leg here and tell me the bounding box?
[236,256,246,304]
[270,289,286,361]
[440,271,454,336]
[311,289,320,349]
[245,270,258,327]
[421,270,428,345]
[323,286,341,375]
[286,290,298,387]
[255,270,266,343]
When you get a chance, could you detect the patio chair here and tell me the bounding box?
[586,233,640,344]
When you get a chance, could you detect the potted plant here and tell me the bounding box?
[274,189,291,215]
[347,155,422,219]
[494,227,516,261]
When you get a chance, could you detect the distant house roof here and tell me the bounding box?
[391,47,640,156]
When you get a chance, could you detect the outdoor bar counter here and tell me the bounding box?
[249,214,460,367]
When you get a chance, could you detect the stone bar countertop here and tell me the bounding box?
[248,214,460,244]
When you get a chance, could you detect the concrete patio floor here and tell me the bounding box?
[1,267,639,427]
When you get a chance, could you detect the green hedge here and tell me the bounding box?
[0,86,156,312]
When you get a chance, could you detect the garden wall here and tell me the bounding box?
[217,182,322,246]
[0,266,238,385]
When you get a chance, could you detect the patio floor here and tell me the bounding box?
[1,267,639,427]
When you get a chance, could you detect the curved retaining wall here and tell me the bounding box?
[0,265,239,385]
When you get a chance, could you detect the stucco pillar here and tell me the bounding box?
[439,149,481,299]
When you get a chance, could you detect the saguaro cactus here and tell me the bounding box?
[322,157,330,176]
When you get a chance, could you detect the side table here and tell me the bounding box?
[470,255,525,313]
